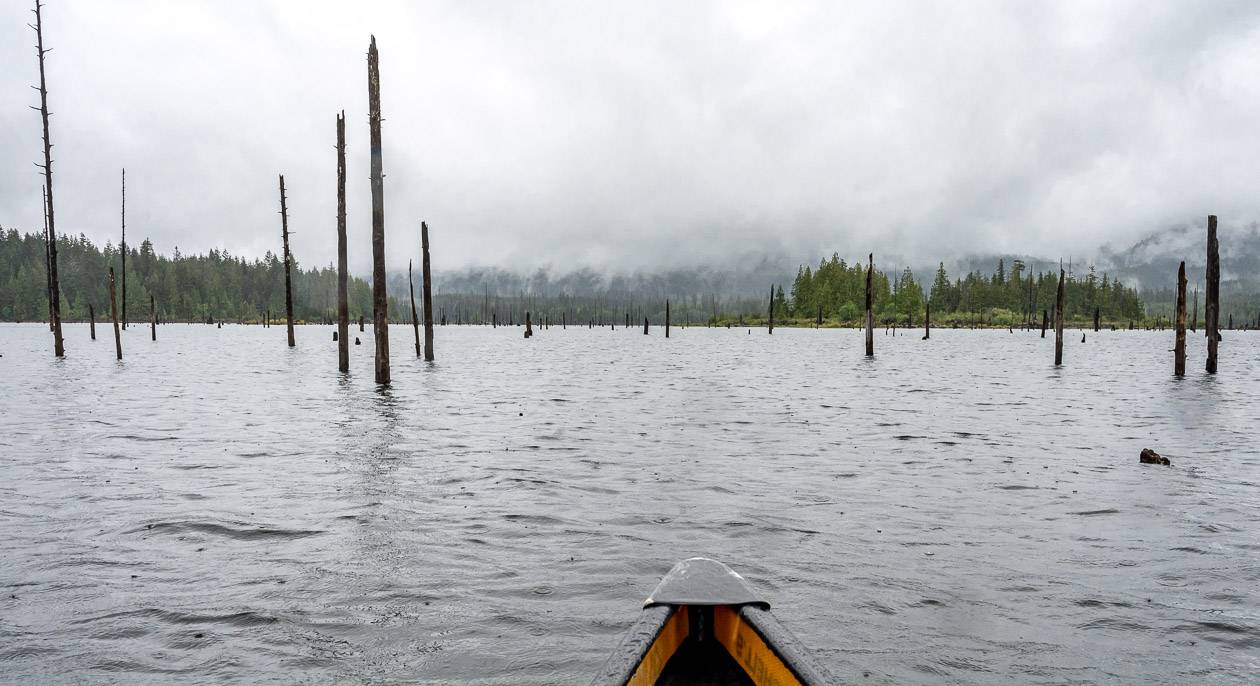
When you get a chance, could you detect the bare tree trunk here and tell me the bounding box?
[1093,307,1100,332]
[108,267,121,360]
[89,303,95,340]
[421,221,434,361]
[408,259,421,356]
[1054,269,1066,366]
[43,185,53,332]
[33,1,63,357]
[1041,309,1048,338]
[1175,261,1186,376]
[666,299,671,338]
[923,302,930,340]
[279,175,295,347]
[1206,215,1220,373]
[121,168,127,329]
[368,36,390,383]
[1191,288,1198,333]
[865,254,874,356]
[150,294,156,341]
[525,311,533,338]
[336,111,349,373]
[644,316,649,335]
[767,285,774,334]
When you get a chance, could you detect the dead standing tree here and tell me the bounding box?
[421,221,434,361]
[865,254,874,357]
[368,36,390,383]
[666,299,671,338]
[1205,215,1220,374]
[409,259,421,356]
[108,267,121,360]
[42,184,53,331]
[767,286,774,335]
[1174,261,1186,376]
[279,174,295,347]
[150,294,156,341]
[121,168,126,329]
[88,303,95,340]
[336,111,350,373]
[1054,269,1066,366]
[32,0,64,357]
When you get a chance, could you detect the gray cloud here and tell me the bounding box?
[2,1,1259,276]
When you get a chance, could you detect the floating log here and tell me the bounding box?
[409,259,421,356]
[108,267,121,360]
[666,299,671,338]
[525,311,533,338]
[368,36,390,384]
[1175,261,1186,376]
[421,221,434,361]
[1206,215,1219,374]
[1054,269,1065,366]
[150,295,156,341]
[33,2,64,357]
[279,174,295,347]
[336,111,350,373]
[864,254,874,357]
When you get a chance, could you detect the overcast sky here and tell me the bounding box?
[2,1,1258,274]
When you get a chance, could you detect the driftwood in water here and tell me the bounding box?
[368,36,390,384]
[421,221,434,361]
[525,311,533,338]
[666,299,671,338]
[1054,269,1065,366]
[864,254,874,356]
[108,267,121,360]
[33,2,64,357]
[150,295,156,341]
[1205,215,1220,374]
[1175,261,1187,376]
[336,111,350,373]
[279,174,295,347]
[409,259,421,356]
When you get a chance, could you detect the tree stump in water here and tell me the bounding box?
[1139,448,1171,466]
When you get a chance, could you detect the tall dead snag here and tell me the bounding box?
[923,302,930,340]
[150,295,156,341]
[1175,261,1187,376]
[409,259,421,356]
[42,185,53,331]
[279,175,295,347]
[88,304,95,340]
[1054,269,1066,366]
[643,316,649,335]
[767,286,774,334]
[816,303,823,327]
[421,221,434,361]
[108,267,121,360]
[121,168,127,329]
[524,311,533,338]
[336,111,349,373]
[665,299,671,338]
[864,254,874,357]
[1206,215,1220,374]
[1093,307,1100,332]
[1041,309,1048,338]
[1191,288,1198,333]
[368,36,390,383]
[32,1,64,357]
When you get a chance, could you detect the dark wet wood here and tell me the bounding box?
[666,299,671,338]
[336,111,349,373]
[421,221,435,361]
[368,36,390,384]
[279,174,295,347]
[89,304,95,340]
[33,2,64,357]
[865,254,874,356]
[409,259,421,356]
[150,295,156,341]
[1055,269,1065,366]
[1206,215,1219,374]
[108,267,121,360]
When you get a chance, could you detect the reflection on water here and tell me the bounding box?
[1,323,1258,684]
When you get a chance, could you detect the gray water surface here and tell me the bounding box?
[1,323,1258,684]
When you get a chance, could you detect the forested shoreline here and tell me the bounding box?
[2,228,1149,327]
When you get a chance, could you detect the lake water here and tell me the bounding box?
[1,322,1258,684]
